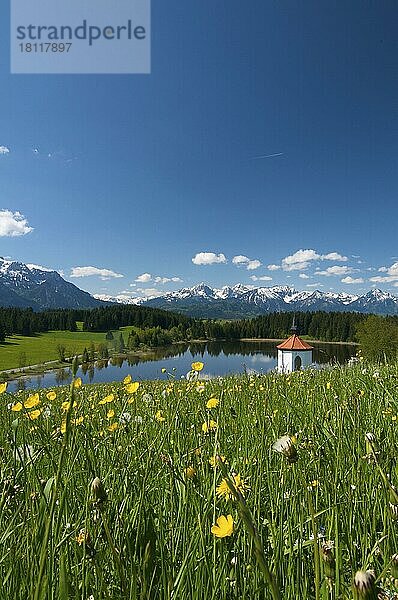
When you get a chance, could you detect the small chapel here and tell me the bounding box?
[276,319,313,373]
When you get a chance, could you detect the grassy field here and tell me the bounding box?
[0,326,136,371]
[0,360,398,599]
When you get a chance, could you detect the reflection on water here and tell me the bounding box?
[8,340,357,392]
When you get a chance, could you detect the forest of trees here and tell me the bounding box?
[2,304,398,348]
[0,305,193,340]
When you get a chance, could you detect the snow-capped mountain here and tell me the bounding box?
[0,258,103,310]
[126,283,398,318]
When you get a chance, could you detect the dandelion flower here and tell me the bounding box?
[202,420,218,433]
[0,382,7,394]
[272,435,298,463]
[73,378,82,389]
[46,391,56,401]
[11,402,23,412]
[107,409,115,419]
[217,474,249,500]
[353,570,376,597]
[185,466,196,479]
[107,422,118,432]
[209,455,227,468]
[211,514,234,538]
[191,361,204,372]
[206,397,219,409]
[123,374,132,384]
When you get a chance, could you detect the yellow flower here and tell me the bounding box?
[24,394,40,409]
[76,529,90,546]
[72,416,84,425]
[209,455,227,468]
[211,514,234,538]
[73,378,82,389]
[155,410,165,422]
[123,374,132,384]
[46,391,57,401]
[185,466,196,479]
[60,420,67,434]
[202,420,217,433]
[107,409,115,419]
[310,479,319,488]
[99,394,114,405]
[191,361,204,372]
[217,474,249,500]
[11,402,23,412]
[62,401,77,411]
[107,422,119,432]
[125,382,140,394]
[0,382,7,394]
[26,409,42,420]
[206,397,219,409]
[326,382,331,390]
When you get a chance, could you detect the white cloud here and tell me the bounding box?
[0,209,33,237]
[370,261,398,284]
[250,275,273,281]
[267,264,281,271]
[0,146,10,155]
[135,273,152,283]
[317,265,352,276]
[232,255,262,270]
[192,252,227,265]
[306,283,323,287]
[299,273,310,279]
[70,266,124,280]
[341,276,364,284]
[154,276,183,284]
[322,252,348,262]
[281,249,348,271]
[135,273,182,284]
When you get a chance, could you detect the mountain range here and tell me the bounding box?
[0,258,102,310]
[1,258,398,317]
[96,283,398,318]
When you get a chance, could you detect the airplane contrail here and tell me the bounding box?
[251,152,284,160]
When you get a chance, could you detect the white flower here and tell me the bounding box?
[119,412,132,424]
[272,435,293,454]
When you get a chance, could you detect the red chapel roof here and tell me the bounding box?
[277,334,313,351]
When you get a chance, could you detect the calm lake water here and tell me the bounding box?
[7,340,357,392]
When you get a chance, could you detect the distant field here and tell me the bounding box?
[0,326,136,371]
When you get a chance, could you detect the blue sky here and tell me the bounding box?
[0,1,398,299]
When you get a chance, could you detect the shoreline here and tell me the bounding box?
[239,338,358,345]
[1,337,358,383]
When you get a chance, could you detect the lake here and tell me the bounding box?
[6,340,357,392]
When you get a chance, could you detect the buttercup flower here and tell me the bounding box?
[191,361,204,372]
[211,514,234,538]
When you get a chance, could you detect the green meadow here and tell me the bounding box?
[0,326,136,372]
[0,360,397,599]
